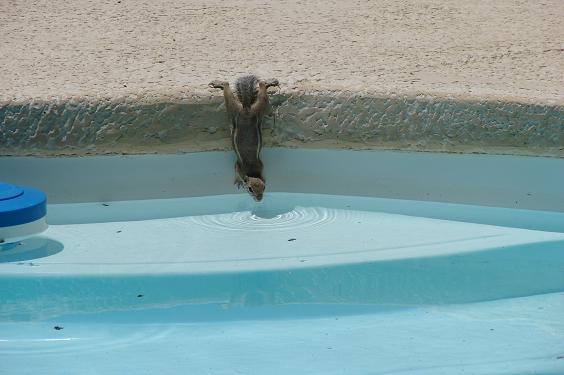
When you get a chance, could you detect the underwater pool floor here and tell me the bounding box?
[1,193,563,374]
[1,293,564,375]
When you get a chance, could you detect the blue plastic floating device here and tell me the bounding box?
[0,182,47,244]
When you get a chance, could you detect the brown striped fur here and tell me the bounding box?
[209,75,279,201]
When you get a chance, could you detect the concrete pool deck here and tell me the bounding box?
[1,0,563,157]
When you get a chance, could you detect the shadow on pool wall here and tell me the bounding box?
[2,240,563,321]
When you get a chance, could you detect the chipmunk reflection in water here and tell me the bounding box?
[209,75,279,201]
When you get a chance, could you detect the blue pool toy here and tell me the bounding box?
[0,182,47,244]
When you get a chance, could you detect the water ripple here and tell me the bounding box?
[189,206,344,232]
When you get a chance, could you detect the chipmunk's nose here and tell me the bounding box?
[251,190,263,202]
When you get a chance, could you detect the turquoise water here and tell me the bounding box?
[1,193,563,374]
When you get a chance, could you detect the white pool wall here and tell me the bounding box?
[1,149,562,211]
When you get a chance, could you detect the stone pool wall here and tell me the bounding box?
[1,93,562,157]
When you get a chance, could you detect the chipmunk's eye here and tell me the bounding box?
[248,187,254,193]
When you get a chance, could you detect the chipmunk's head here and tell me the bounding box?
[245,177,265,202]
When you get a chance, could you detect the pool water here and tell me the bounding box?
[1,193,563,374]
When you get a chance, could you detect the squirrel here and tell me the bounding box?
[209,75,279,201]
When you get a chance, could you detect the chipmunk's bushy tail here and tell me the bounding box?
[235,74,259,110]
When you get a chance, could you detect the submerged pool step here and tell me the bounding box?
[1,237,563,321]
[0,238,564,321]
[3,200,564,275]
[1,195,563,320]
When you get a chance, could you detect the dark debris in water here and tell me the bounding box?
[17,262,38,267]
[137,294,144,298]
[102,203,109,207]
[288,238,296,242]
[53,326,64,330]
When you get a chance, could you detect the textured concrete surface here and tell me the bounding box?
[1,0,563,156]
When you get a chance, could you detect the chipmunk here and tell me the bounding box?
[209,75,279,201]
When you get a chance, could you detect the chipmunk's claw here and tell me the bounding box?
[209,80,228,89]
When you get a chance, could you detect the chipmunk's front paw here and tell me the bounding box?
[264,78,279,88]
[209,80,228,89]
